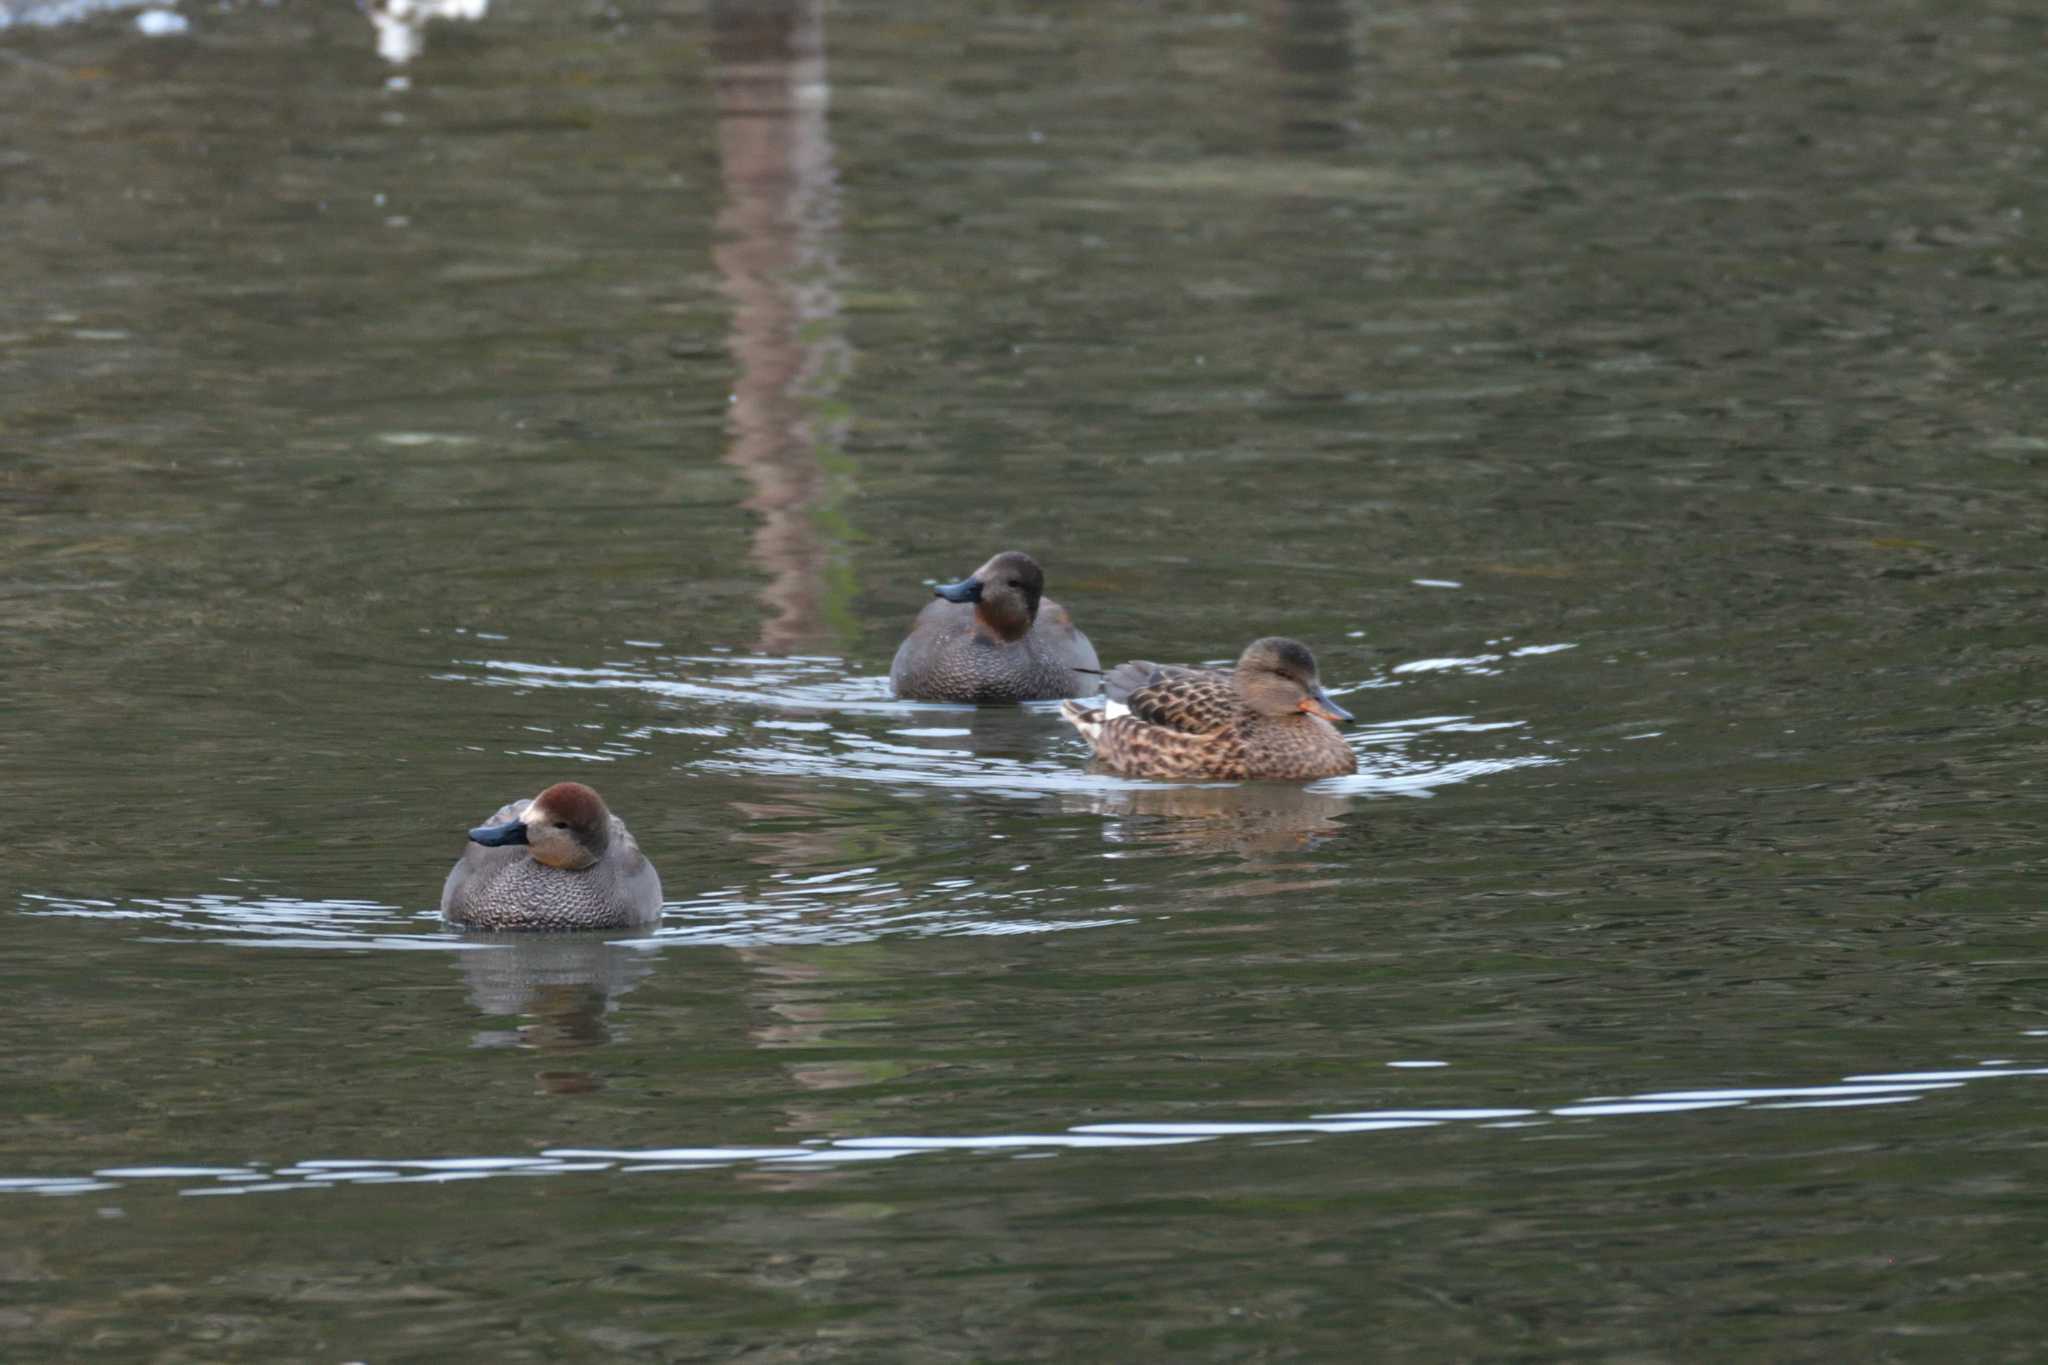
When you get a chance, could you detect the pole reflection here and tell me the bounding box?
[710,0,893,1141]
[711,0,855,655]
[1262,0,1357,154]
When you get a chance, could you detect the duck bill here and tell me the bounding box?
[1301,689,1354,724]
[933,576,983,604]
[468,820,530,847]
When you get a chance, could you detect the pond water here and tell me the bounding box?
[6,0,2048,1358]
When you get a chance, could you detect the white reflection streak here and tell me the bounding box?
[454,652,1562,803]
[24,878,1125,949]
[365,0,487,65]
[3,1056,2036,1200]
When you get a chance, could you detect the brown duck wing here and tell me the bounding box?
[1104,660,1202,702]
[1118,668,1237,734]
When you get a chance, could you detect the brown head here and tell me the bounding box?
[468,781,615,870]
[932,550,1046,642]
[1232,637,1355,724]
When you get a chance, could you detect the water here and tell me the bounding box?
[7,0,2048,1357]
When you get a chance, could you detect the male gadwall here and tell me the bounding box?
[441,782,662,931]
[1060,637,1357,780]
[888,550,1101,703]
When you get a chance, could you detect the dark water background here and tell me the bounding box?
[6,0,2048,1358]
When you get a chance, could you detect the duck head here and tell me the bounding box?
[469,781,614,871]
[933,550,1046,642]
[1233,637,1354,724]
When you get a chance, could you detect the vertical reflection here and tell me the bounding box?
[711,0,855,653]
[729,787,923,1131]
[458,934,659,1093]
[1261,0,1357,154]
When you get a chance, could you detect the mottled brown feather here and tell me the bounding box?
[1112,667,1240,734]
[1065,639,1357,781]
[1066,704,1355,781]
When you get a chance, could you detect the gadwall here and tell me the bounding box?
[1060,637,1357,780]
[888,550,1101,703]
[440,782,662,931]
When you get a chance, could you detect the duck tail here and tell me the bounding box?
[1060,699,1104,749]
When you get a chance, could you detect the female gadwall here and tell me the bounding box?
[440,782,662,931]
[1060,637,1357,780]
[888,550,1101,703]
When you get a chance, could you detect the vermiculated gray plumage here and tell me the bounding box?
[441,798,662,931]
[890,597,1101,702]
[889,551,1100,703]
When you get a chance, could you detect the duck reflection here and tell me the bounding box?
[457,932,658,1088]
[1065,780,1353,859]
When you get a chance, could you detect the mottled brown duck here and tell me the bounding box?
[441,782,662,931]
[1061,637,1357,780]
[888,550,1101,703]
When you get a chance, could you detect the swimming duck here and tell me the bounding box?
[440,782,662,931]
[1060,637,1357,780]
[888,550,1102,703]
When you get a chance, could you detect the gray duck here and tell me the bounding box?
[888,550,1101,703]
[441,782,662,931]
[1061,637,1357,780]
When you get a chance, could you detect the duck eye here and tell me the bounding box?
[552,821,569,830]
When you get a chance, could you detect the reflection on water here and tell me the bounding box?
[657,891,1133,945]
[712,0,854,652]
[0,0,489,61]
[12,0,2048,1353]
[446,652,908,714]
[365,0,487,65]
[0,0,148,29]
[457,931,657,1059]
[19,853,1140,950]
[1261,0,1357,154]
[17,890,437,949]
[6,1051,2036,1199]
[1068,780,1353,857]
[443,650,1567,799]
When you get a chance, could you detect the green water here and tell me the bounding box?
[6,0,2048,1358]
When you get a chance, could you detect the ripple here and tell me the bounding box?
[19,875,1135,949]
[441,651,1565,801]
[441,653,921,715]
[1391,641,1578,678]
[5,1050,2040,1200]
[18,890,443,948]
[0,0,153,30]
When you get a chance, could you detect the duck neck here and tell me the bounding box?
[973,600,1033,643]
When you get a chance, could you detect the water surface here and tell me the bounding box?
[6,0,2048,1358]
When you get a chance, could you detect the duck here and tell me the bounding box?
[440,782,662,931]
[1060,637,1357,780]
[888,550,1102,702]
